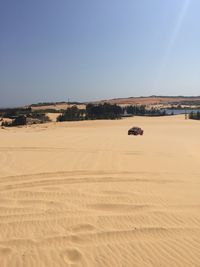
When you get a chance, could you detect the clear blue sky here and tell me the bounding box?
[1,0,200,107]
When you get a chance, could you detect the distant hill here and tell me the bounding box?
[91,96,200,106]
[26,96,200,111]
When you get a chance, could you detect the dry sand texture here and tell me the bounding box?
[0,115,200,267]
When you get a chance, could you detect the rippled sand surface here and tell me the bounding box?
[0,115,200,267]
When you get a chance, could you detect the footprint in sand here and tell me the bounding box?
[0,247,12,257]
[63,248,82,264]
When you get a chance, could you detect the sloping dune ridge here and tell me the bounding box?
[0,115,200,267]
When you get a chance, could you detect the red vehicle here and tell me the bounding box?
[128,127,144,136]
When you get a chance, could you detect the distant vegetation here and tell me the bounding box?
[0,103,175,127]
[170,101,200,106]
[2,115,27,127]
[124,105,166,116]
[1,103,171,127]
[189,111,200,120]
[31,109,61,113]
[27,113,50,122]
[57,106,85,121]
[1,108,50,127]
[56,103,168,122]
[0,108,31,118]
[30,101,82,107]
[85,103,122,120]
[57,103,122,121]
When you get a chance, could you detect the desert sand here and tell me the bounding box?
[0,115,200,267]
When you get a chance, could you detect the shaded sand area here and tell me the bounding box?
[0,115,200,266]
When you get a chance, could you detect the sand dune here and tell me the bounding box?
[0,115,200,266]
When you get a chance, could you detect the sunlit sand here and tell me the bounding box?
[0,115,200,266]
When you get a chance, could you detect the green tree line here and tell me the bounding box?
[189,111,200,120]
